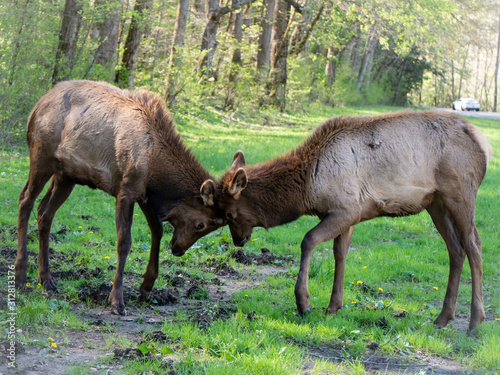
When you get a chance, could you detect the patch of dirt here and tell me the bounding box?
[232,248,294,266]
[302,343,470,375]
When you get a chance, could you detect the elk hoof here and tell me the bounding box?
[41,276,58,292]
[297,305,312,316]
[139,286,151,300]
[111,304,127,316]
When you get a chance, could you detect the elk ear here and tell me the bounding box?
[200,179,215,206]
[228,168,247,200]
[230,151,246,170]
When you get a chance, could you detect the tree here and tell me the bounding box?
[266,0,292,111]
[255,0,276,82]
[92,0,122,79]
[52,0,84,85]
[224,7,244,109]
[164,0,190,103]
[115,0,153,88]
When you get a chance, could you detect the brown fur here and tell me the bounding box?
[218,110,492,331]
[16,80,224,315]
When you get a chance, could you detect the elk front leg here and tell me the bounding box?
[295,211,357,315]
[138,201,163,298]
[326,226,354,315]
[109,193,135,316]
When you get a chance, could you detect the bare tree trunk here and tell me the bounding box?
[52,0,83,85]
[451,60,455,101]
[357,23,379,92]
[198,0,255,77]
[83,0,122,80]
[266,0,292,111]
[165,0,190,103]
[290,2,324,57]
[94,0,122,68]
[198,0,221,78]
[255,0,276,82]
[494,7,500,111]
[114,0,152,88]
[224,8,244,109]
[325,46,339,87]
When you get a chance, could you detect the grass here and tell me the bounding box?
[1,104,499,374]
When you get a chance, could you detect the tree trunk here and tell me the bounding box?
[494,7,500,111]
[198,0,220,78]
[266,0,292,111]
[52,0,83,85]
[357,23,379,92]
[255,0,276,82]
[114,0,152,88]
[325,46,339,87]
[198,0,255,77]
[290,2,323,57]
[224,8,244,109]
[165,0,190,103]
[94,0,122,70]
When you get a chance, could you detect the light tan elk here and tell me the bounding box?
[217,110,492,331]
[16,80,223,315]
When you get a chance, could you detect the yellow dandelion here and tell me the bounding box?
[433,286,438,290]
[89,231,93,234]
[359,257,361,260]
[26,283,30,287]
[51,343,57,348]
[357,280,363,284]
[378,287,383,292]
[78,226,82,229]
[244,294,248,297]
[351,282,355,285]
[38,283,41,287]
[48,337,54,342]
[363,266,367,269]
[110,281,114,285]
[495,318,500,321]
[134,213,138,216]
[251,238,258,241]
[104,256,110,260]
[352,301,357,304]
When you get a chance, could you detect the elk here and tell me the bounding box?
[217,110,492,331]
[16,80,223,315]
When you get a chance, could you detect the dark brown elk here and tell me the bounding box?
[217,110,492,331]
[16,80,224,315]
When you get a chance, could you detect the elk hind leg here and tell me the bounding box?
[16,167,53,287]
[326,226,354,315]
[36,174,75,291]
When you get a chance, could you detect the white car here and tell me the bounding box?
[452,98,480,111]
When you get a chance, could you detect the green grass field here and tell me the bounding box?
[0,105,499,374]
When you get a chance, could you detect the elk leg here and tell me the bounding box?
[16,169,52,287]
[36,174,75,291]
[427,197,484,331]
[427,200,465,327]
[108,193,135,316]
[326,226,354,315]
[295,211,356,315]
[138,201,163,298]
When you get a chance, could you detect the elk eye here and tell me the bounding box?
[196,222,205,230]
[226,212,234,220]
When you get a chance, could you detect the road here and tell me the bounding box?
[431,107,500,120]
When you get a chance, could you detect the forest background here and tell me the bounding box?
[1,0,499,144]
